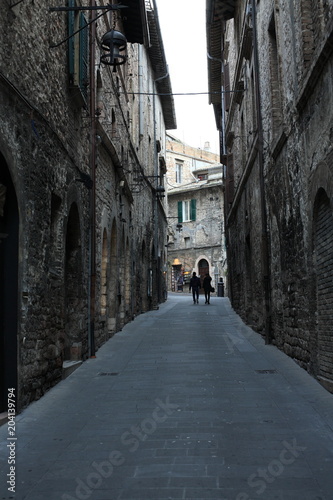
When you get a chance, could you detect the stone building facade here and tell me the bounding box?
[207,0,333,391]
[166,134,226,292]
[0,0,176,411]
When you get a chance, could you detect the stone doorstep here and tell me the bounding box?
[318,375,333,394]
[0,412,8,427]
[62,360,82,380]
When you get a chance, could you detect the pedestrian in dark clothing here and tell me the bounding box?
[203,273,212,304]
[189,272,201,304]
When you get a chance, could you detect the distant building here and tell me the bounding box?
[166,134,226,293]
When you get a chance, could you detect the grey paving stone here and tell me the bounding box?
[118,488,184,499]
[1,295,333,500]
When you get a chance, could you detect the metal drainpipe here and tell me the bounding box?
[89,0,97,357]
[251,0,272,344]
[153,72,169,306]
[138,45,144,141]
[220,51,231,304]
[207,46,229,299]
[152,86,158,306]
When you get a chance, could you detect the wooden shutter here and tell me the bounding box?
[224,63,230,112]
[68,0,75,86]
[226,154,234,206]
[190,199,196,221]
[79,12,88,102]
[178,201,183,223]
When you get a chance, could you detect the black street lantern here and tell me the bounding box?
[100,29,127,68]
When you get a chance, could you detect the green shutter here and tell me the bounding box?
[68,0,75,85]
[79,12,88,101]
[190,199,196,221]
[178,201,183,223]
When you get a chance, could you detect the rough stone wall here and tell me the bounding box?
[0,0,91,407]
[0,79,90,408]
[227,158,265,331]
[0,0,171,410]
[222,0,333,389]
[260,0,333,384]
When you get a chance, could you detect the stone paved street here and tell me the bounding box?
[1,294,333,500]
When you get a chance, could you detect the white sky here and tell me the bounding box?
[155,0,220,154]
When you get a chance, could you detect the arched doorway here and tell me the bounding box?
[108,219,117,335]
[0,156,19,412]
[119,229,126,325]
[101,229,108,316]
[64,203,82,361]
[198,258,209,291]
[313,188,333,390]
[124,236,131,320]
[150,244,155,309]
[140,240,148,312]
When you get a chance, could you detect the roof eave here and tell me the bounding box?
[147,4,177,130]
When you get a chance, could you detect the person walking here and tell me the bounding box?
[203,273,212,304]
[189,271,201,304]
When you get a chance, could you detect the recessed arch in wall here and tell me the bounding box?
[101,228,108,316]
[64,202,82,360]
[109,218,117,321]
[0,154,18,411]
[194,255,212,277]
[124,236,131,318]
[313,188,333,390]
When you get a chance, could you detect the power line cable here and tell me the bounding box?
[115,90,244,96]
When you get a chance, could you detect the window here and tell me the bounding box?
[268,14,282,137]
[300,0,323,69]
[178,199,196,223]
[226,154,234,208]
[224,63,231,112]
[68,0,89,104]
[111,109,116,137]
[183,200,190,221]
[175,163,182,183]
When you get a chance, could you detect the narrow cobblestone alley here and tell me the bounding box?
[1,294,333,500]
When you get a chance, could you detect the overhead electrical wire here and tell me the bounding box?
[116,90,245,97]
